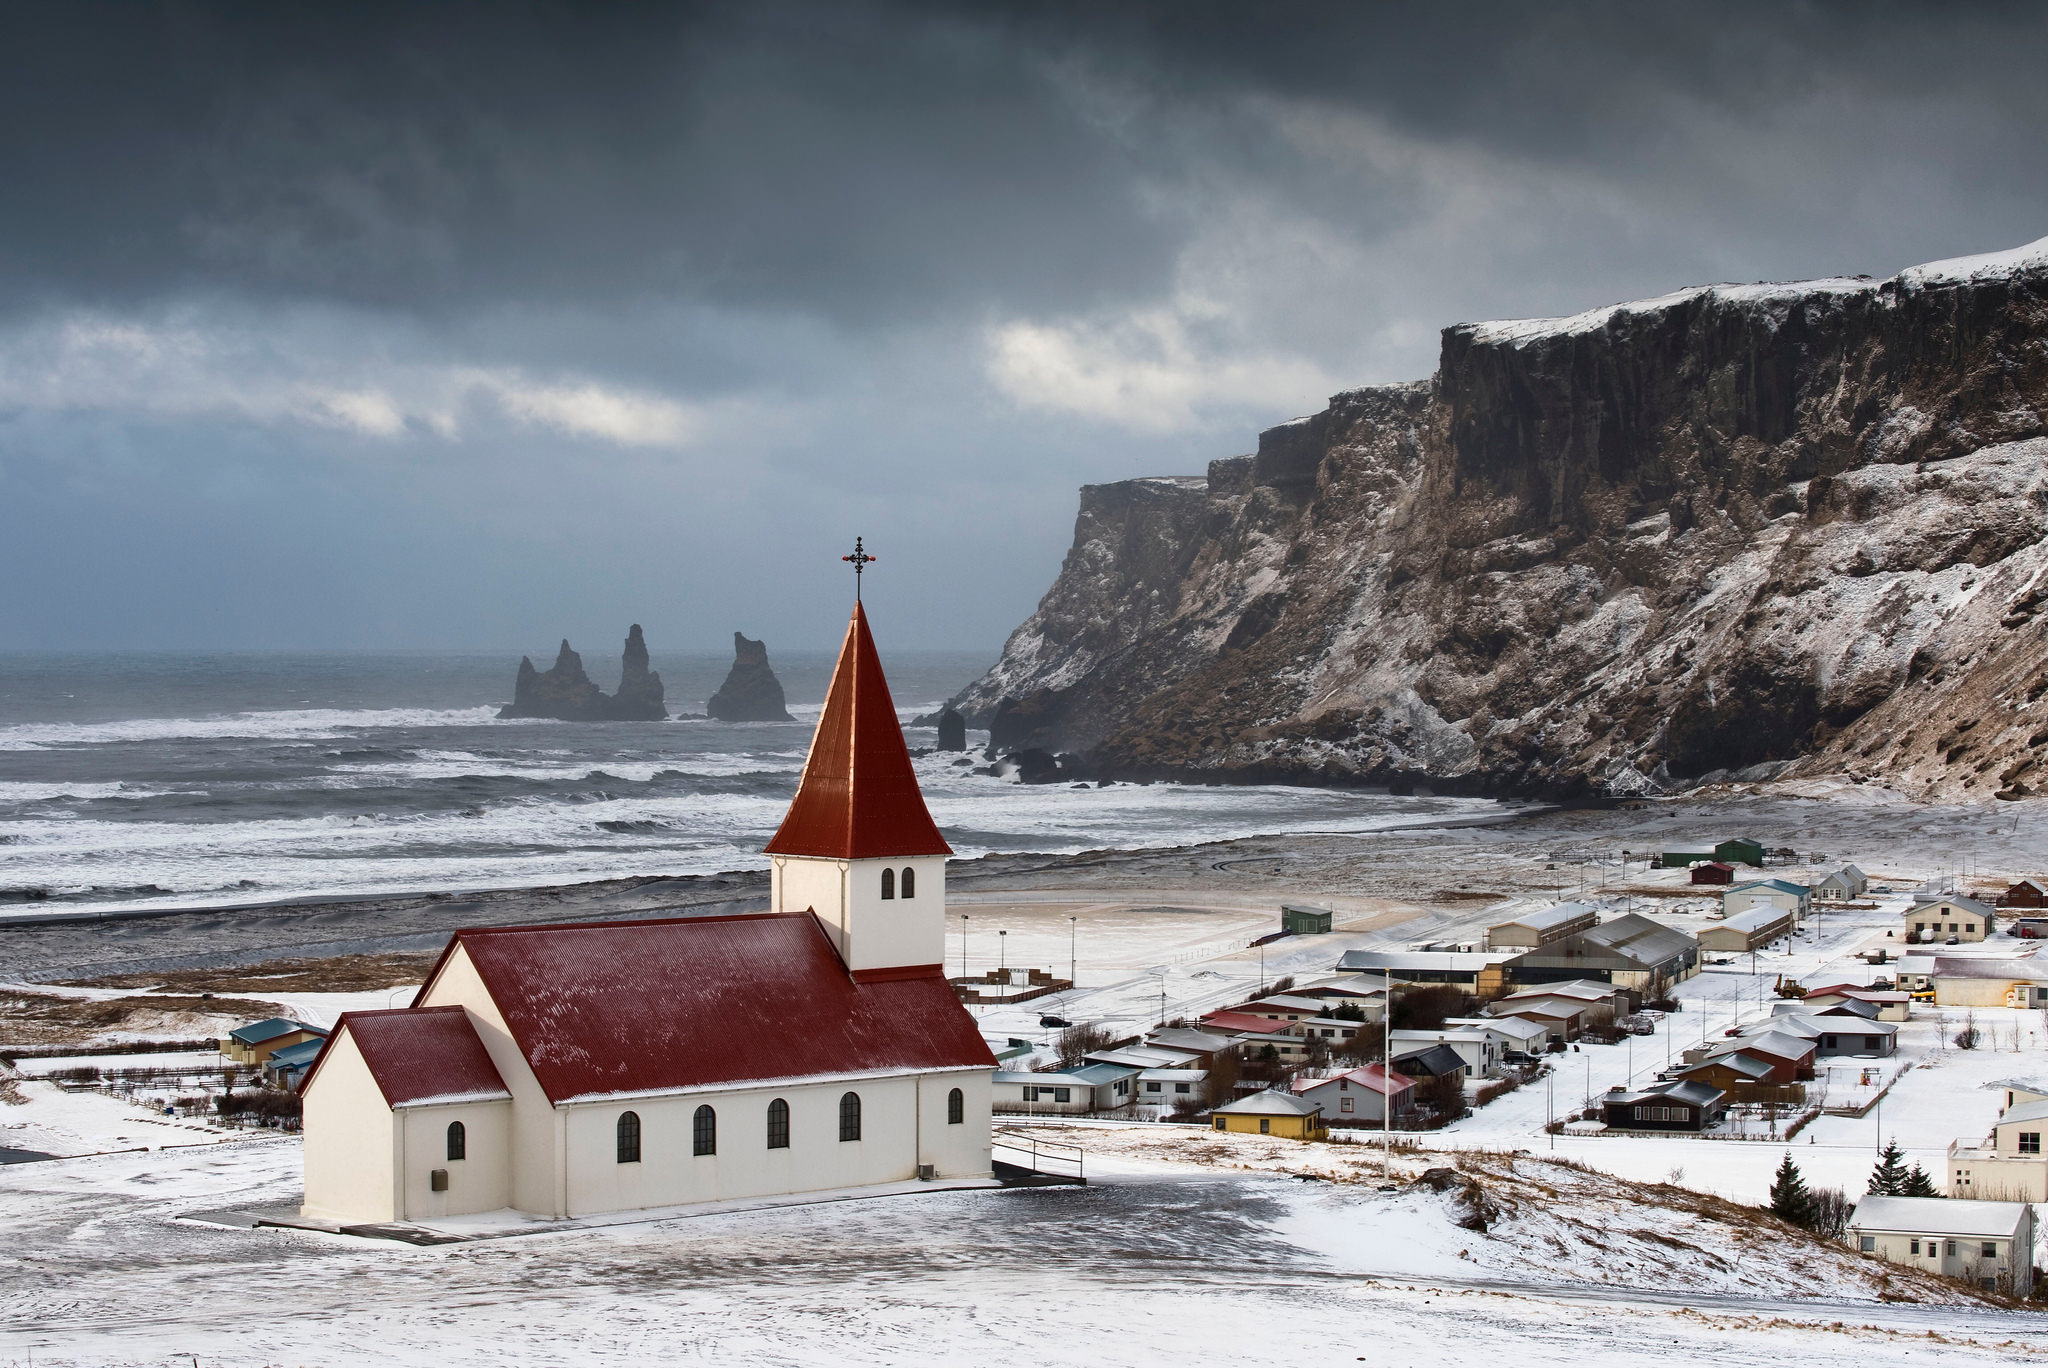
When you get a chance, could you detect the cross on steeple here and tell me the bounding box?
[842,536,876,600]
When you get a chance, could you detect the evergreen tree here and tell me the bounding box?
[1901,1164,1941,1198]
[1769,1153,1816,1227]
[1869,1139,1909,1195]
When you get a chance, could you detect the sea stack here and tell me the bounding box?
[706,632,795,721]
[499,627,668,720]
[608,624,667,720]
[936,706,967,751]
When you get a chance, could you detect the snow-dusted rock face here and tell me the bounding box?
[954,239,2048,798]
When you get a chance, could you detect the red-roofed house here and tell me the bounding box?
[301,600,997,1226]
[1292,1065,1415,1125]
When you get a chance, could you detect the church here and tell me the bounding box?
[299,599,997,1225]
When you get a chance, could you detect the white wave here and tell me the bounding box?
[0,705,506,751]
[0,780,161,802]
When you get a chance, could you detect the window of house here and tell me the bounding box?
[1945,1240,1956,1256]
[948,1087,964,1124]
[1052,1088,1070,1103]
[839,1091,862,1141]
[693,1104,716,1157]
[1909,1239,1920,1255]
[1340,1097,1354,1113]
[617,1111,641,1164]
[880,868,894,900]
[1915,923,1926,933]
[1259,1118,1271,1134]
[767,1098,790,1149]
[446,1120,466,1162]
[1174,1083,1190,1094]
[1146,1081,1161,1092]
[2021,1132,2042,1154]
[901,867,915,899]
[1860,1236,1875,1252]
[1983,1241,1999,1258]
[1964,924,1975,934]
[1213,1117,1225,1130]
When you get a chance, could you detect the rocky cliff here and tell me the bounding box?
[706,633,794,722]
[956,238,2048,799]
[500,625,668,721]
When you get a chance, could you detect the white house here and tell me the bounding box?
[1850,1196,2034,1294]
[1908,896,1998,945]
[1444,1015,1549,1058]
[1721,879,1811,923]
[1387,1028,1501,1078]
[1949,1098,2048,1201]
[1813,865,1867,902]
[1292,1065,1414,1125]
[300,601,996,1227]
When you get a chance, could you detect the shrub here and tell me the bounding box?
[1808,1187,1852,1241]
[1053,1022,1117,1069]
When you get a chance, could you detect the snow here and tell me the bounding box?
[1464,234,2048,350]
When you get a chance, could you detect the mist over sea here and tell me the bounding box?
[0,651,1503,912]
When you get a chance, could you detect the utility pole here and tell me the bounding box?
[960,914,969,979]
[1069,916,1077,988]
[1383,966,1392,1181]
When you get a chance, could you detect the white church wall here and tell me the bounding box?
[299,1029,397,1224]
[416,946,564,1216]
[917,1069,993,1178]
[560,1070,980,1217]
[845,856,947,973]
[772,857,848,954]
[396,1100,513,1221]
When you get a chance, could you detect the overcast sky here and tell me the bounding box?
[3,2,2044,655]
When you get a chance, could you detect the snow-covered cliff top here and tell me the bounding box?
[1462,234,2048,348]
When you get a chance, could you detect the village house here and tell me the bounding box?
[1671,1051,1777,1094]
[1813,865,1868,903]
[1136,1068,1208,1108]
[223,1018,326,1067]
[1894,954,1937,994]
[1998,878,2048,910]
[1764,1007,1898,1057]
[1482,902,1598,952]
[1601,1079,1727,1132]
[1292,1065,1414,1125]
[1850,1196,2035,1294]
[1932,956,2048,1009]
[1388,1028,1501,1079]
[1698,904,1794,954]
[1949,1098,2048,1202]
[1798,983,1910,1021]
[1390,1043,1467,1092]
[1907,895,1997,944]
[1331,949,1518,990]
[1443,1014,1549,1059]
[1503,914,1699,994]
[1720,878,1811,924]
[1210,1090,1325,1139]
[1142,1027,1241,1066]
[298,602,997,1226]
[1690,861,1735,886]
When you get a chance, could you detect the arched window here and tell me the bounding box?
[617,1110,641,1164]
[947,1087,964,1125]
[446,1120,467,1161]
[901,866,915,899]
[693,1104,716,1157]
[880,868,894,900]
[839,1091,862,1142]
[766,1097,790,1150]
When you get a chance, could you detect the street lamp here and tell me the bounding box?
[1069,915,1077,988]
[960,914,970,979]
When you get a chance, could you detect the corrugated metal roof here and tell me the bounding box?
[304,1005,510,1107]
[228,1017,307,1046]
[419,912,995,1103]
[1852,1196,2029,1238]
[1213,1089,1321,1116]
[763,602,952,860]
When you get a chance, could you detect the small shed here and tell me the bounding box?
[1690,861,1735,886]
[1281,904,1335,936]
[1210,1089,1326,1140]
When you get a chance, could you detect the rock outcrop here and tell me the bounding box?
[936,706,967,751]
[706,633,794,722]
[500,626,667,721]
[954,237,2048,800]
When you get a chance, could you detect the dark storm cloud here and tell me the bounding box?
[7,2,2043,322]
[3,2,2047,651]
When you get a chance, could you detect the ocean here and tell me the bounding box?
[0,651,1502,913]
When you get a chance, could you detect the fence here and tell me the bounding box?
[992,1128,1086,1181]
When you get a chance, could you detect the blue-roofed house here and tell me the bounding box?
[223,1017,326,1066]
[263,1034,331,1090]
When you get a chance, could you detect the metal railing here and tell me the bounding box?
[992,1127,1086,1181]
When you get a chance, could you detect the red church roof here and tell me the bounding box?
[764,601,952,860]
[410,913,995,1103]
[302,1004,510,1107]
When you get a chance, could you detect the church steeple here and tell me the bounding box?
[764,601,952,861]
[766,594,951,976]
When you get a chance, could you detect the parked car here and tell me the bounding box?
[1038,1015,1071,1029]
